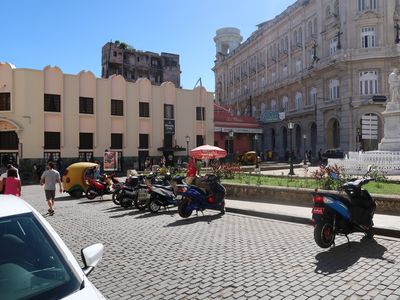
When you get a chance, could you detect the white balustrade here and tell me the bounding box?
[328,151,400,175]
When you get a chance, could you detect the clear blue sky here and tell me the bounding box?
[2,0,295,92]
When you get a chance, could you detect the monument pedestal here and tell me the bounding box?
[378,105,400,151]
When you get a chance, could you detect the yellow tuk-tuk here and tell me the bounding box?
[243,151,257,165]
[62,162,98,198]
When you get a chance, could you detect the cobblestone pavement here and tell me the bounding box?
[22,185,400,299]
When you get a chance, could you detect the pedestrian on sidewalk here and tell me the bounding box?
[40,161,63,216]
[318,148,323,163]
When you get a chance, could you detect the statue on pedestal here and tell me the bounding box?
[388,68,400,104]
[379,69,400,151]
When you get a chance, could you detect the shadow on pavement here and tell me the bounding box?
[109,209,145,218]
[55,195,80,202]
[314,236,392,275]
[165,213,223,227]
[77,199,112,204]
[135,210,176,219]
[103,206,134,213]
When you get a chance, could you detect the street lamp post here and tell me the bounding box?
[303,134,307,165]
[288,121,295,176]
[185,136,190,162]
[228,130,234,162]
[254,134,259,169]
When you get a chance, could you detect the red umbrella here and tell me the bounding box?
[190,144,227,159]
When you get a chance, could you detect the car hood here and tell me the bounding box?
[63,278,106,300]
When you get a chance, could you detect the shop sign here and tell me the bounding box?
[164,120,175,134]
[259,111,285,123]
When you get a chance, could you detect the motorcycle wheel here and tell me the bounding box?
[147,198,161,213]
[86,187,97,200]
[134,194,147,210]
[314,222,335,248]
[119,196,133,208]
[220,200,226,215]
[178,198,192,218]
[112,188,123,205]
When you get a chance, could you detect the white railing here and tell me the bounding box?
[328,151,400,175]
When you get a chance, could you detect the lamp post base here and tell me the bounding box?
[288,158,295,176]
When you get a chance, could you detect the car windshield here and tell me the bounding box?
[0,213,81,300]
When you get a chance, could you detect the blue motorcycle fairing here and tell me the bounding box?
[182,186,206,202]
[181,186,224,212]
[324,196,351,220]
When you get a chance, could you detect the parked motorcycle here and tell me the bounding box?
[311,167,376,248]
[86,173,120,200]
[112,176,138,205]
[177,174,226,218]
[146,175,185,213]
[117,175,150,209]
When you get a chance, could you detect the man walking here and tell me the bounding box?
[40,161,62,215]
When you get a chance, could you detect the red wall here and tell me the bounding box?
[214,132,253,154]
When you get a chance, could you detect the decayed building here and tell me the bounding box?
[102,41,181,88]
[0,63,213,175]
[213,0,400,161]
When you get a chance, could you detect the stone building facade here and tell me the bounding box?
[0,63,213,175]
[102,41,181,88]
[213,0,400,161]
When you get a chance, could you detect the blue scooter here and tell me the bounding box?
[177,175,226,218]
[311,168,376,248]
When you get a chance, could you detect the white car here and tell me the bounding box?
[0,195,106,299]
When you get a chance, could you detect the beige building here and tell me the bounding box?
[0,62,213,174]
[213,0,400,160]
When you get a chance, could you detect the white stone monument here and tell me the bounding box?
[378,69,400,151]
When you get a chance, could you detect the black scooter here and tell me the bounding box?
[146,175,185,213]
[311,167,376,248]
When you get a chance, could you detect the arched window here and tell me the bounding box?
[359,71,378,95]
[329,79,340,99]
[310,87,317,105]
[332,119,340,148]
[282,64,288,78]
[293,30,298,45]
[295,124,302,151]
[295,92,303,110]
[308,21,313,38]
[271,129,276,150]
[313,18,317,36]
[261,102,266,113]
[285,36,289,51]
[282,96,289,111]
[271,99,277,111]
[280,39,284,53]
[298,28,303,45]
[311,122,317,155]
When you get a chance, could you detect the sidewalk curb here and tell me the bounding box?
[226,207,400,239]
